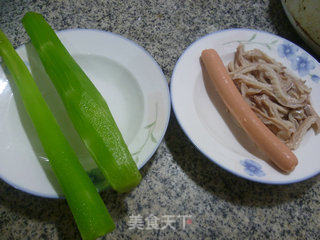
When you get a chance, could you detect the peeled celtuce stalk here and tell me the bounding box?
[0,29,115,240]
[22,12,141,193]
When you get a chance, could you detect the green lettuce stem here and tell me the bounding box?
[0,29,115,240]
[22,12,141,193]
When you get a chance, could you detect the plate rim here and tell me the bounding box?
[170,27,320,185]
[0,28,171,198]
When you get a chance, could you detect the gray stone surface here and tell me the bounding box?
[0,0,319,239]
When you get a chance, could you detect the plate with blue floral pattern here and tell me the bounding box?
[171,28,320,184]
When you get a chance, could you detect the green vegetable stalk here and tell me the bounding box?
[22,12,141,193]
[0,29,115,240]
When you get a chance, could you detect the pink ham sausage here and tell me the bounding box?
[201,49,298,173]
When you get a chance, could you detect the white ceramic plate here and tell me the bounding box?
[171,28,320,184]
[0,29,170,198]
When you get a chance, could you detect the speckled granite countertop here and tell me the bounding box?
[0,0,319,239]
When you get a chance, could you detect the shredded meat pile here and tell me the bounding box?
[227,44,320,150]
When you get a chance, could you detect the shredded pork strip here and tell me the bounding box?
[228,44,320,150]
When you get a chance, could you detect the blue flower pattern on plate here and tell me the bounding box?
[291,53,315,77]
[277,42,298,60]
[311,74,320,83]
[240,159,265,177]
[277,41,318,79]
